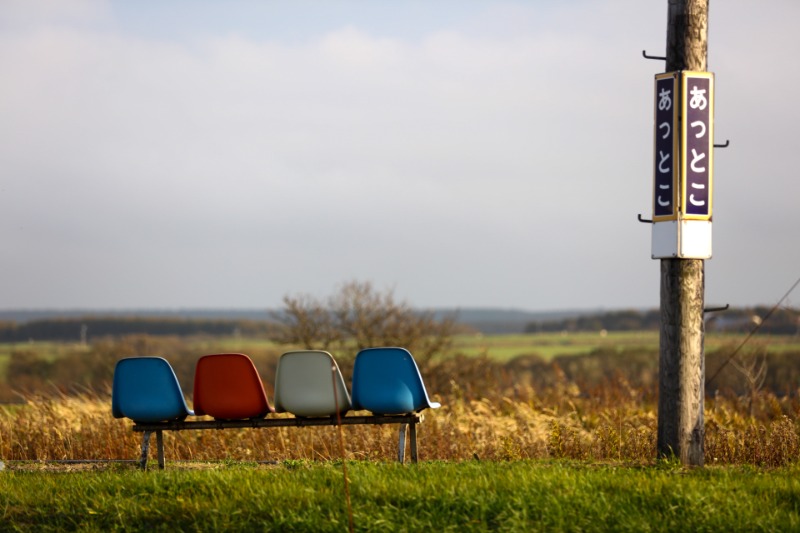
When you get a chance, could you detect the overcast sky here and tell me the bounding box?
[1,0,798,312]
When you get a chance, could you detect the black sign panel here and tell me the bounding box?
[681,72,714,219]
[653,73,678,220]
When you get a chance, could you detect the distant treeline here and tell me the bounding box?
[0,306,797,342]
[0,317,277,343]
[525,307,800,335]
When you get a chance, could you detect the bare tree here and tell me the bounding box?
[730,347,768,417]
[272,293,341,350]
[272,280,457,364]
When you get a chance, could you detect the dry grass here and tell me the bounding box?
[2,363,799,466]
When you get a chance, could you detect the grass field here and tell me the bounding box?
[3,330,797,375]
[2,333,601,381]
[449,330,800,362]
[2,332,800,530]
[450,331,658,361]
[0,341,91,381]
[2,461,800,531]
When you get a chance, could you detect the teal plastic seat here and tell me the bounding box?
[273,350,352,417]
[351,347,440,415]
[112,357,194,423]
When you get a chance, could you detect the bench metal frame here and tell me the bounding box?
[132,414,421,470]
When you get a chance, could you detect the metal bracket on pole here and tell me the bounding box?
[638,214,653,224]
[714,140,730,148]
[642,50,667,61]
[704,304,729,313]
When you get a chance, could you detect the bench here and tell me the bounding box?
[132,414,422,469]
[112,348,439,469]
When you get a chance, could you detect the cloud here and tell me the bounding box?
[1,1,798,310]
[0,0,109,29]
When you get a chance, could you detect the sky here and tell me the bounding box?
[1,0,799,312]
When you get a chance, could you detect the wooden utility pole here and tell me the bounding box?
[657,0,709,466]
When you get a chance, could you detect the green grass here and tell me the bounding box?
[184,337,282,353]
[2,461,800,531]
[0,331,797,385]
[451,331,800,362]
[2,332,799,381]
[452,332,658,361]
[0,342,92,382]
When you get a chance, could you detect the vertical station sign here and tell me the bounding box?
[653,73,679,221]
[681,71,714,220]
[650,71,714,259]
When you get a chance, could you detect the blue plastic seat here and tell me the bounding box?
[351,347,440,415]
[112,357,194,423]
[274,350,352,417]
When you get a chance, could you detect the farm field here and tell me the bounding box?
[0,333,598,381]
[451,332,655,361]
[2,330,800,530]
[2,330,799,374]
[451,331,800,361]
[2,461,800,531]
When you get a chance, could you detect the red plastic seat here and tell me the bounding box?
[192,353,274,420]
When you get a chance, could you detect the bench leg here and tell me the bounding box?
[398,423,408,464]
[156,430,165,470]
[409,422,418,463]
[139,431,151,470]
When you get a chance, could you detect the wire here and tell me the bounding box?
[706,275,800,386]
[332,365,354,533]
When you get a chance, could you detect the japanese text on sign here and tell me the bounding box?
[681,72,714,219]
[653,73,679,220]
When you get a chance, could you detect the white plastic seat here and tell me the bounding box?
[273,350,352,417]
